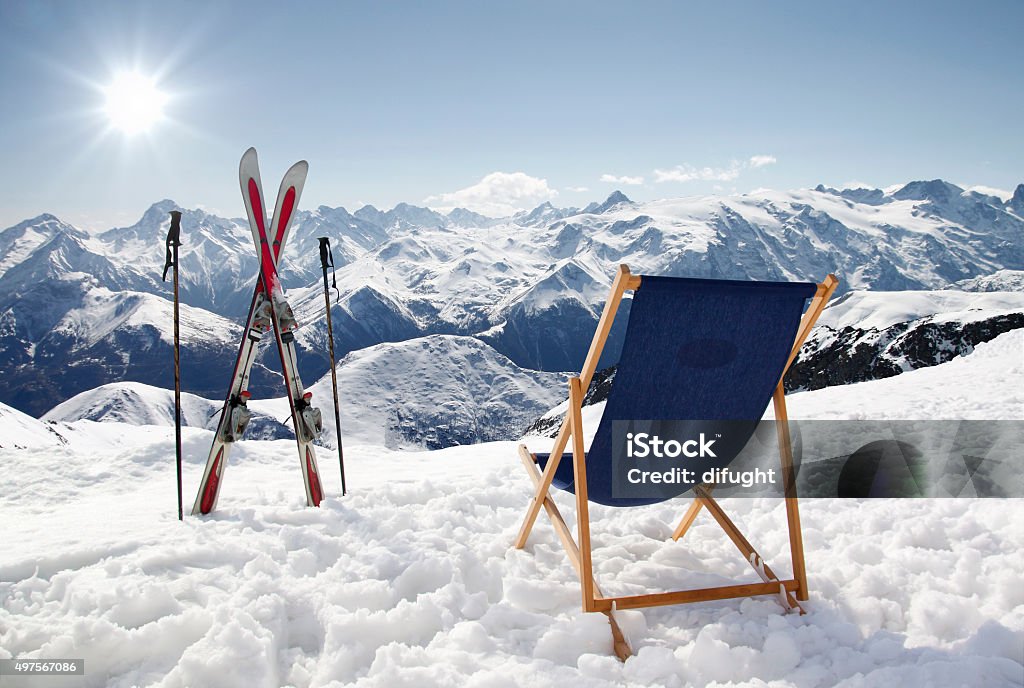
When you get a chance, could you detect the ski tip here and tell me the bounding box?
[287,160,309,176]
[240,147,259,171]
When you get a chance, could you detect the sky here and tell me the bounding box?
[0,0,1021,230]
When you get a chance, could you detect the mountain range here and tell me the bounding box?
[2,179,1022,442]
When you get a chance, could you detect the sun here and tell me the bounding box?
[103,71,168,135]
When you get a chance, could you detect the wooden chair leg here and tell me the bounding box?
[773,385,808,601]
[517,444,581,572]
[568,378,596,612]
[671,498,705,541]
[672,485,718,541]
[607,607,632,662]
[514,418,571,549]
[517,444,633,660]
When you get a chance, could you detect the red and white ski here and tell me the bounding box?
[192,148,324,513]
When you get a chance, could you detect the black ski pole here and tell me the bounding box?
[163,211,184,520]
[318,237,347,495]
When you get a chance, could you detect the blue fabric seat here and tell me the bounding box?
[536,275,817,507]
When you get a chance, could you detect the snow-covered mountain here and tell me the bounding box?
[45,335,569,449]
[949,269,1024,292]
[2,179,1023,420]
[308,334,569,449]
[0,281,277,416]
[42,381,290,440]
[787,289,1024,391]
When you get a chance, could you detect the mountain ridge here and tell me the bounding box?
[3,179,1023,423]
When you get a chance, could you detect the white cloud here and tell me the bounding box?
[748,155,777,168]
[565,186,590,193]
[965,184,1013,201]
[841,180,875,190]
[425,172,557,216]
[654,155,778,184]
[654,164,741,183]
[600,174,645,185]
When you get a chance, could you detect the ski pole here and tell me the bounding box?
[163,211,184,520]
[318,237,347,495]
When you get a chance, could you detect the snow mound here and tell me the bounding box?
[0,401,66,449]
[44,382,223,428]
[818,289,1024,331]
[310,334,570,449]
[950,269,1024,292]
[786,330,1023,421]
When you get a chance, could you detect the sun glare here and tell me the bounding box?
[103,71,168,135]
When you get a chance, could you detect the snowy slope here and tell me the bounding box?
[788,289,1024,391]
[785,330,1023,420]
[42,381,291,441]
[307,334,569,449]
[0,401,67,449]
[0,333,1021,686]
[950,269,1024,292]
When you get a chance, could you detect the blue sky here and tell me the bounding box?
[0,0,1020,229]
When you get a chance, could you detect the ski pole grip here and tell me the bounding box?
[163,210,183,282]
[318,237,330,271]
[317,236,338,299]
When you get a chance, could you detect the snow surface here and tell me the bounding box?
[816,289,1024,331]
[0,401,66,450]
[951,270,1024,293]
[2,334,1022,686]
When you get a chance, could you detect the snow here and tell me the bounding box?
[817,289,1024,331]
[0,214,77,280]
[53,286,238,348]
[952,270,1024,293]
[41,335,570,450]
[2,334,1022,686]
[308,334,569,449]
[43,381,223,428]
[0,401,66,449]
[782,330,1023,421]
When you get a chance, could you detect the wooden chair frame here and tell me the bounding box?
[513,264,838,660]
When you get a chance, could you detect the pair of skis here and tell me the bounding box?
[192,148,325,514]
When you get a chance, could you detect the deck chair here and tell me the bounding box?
[514,265,838,660]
